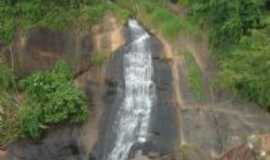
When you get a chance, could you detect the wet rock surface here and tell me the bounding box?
[148,36,177,155]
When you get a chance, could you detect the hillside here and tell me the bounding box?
[0,1,270,160]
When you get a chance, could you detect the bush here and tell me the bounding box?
[183,0,263,48]
[218,29,270,108]
[19,61,88,138]
[181,0,270,109]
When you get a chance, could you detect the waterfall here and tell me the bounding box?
[106,19,156,160]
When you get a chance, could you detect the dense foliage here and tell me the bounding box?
[0,0,129,43]
[19,61,88,138]
[180,0,270,108]
[218,28,270,109]
[182,0,264,48]
[0,61,88,144]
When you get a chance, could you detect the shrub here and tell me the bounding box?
[218,29,270,108]
[181,0,270,109]
[182,0,263,48]
[19,61,88,138]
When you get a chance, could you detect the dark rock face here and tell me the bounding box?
[148,36,177,155]
[11,28,93,76]
[7,126,85,160]
[91,46,126,160]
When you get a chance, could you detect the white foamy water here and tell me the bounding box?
[106,19,156,160]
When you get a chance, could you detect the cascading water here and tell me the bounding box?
[106,19,156,160]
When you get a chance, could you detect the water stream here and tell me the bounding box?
[106,19,156,160]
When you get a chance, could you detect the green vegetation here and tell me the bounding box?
[139,3,183,39]
[116,0,195,40]
[218,29,270,109]
[0,0,130,44]
[179,0,270,108]
[0,61,88,145]
[184,52,204,101]
[181,0,263,49]
[19,61,88,138]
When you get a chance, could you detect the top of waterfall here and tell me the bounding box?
[128,19,150,43]
[128,19,142,29]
